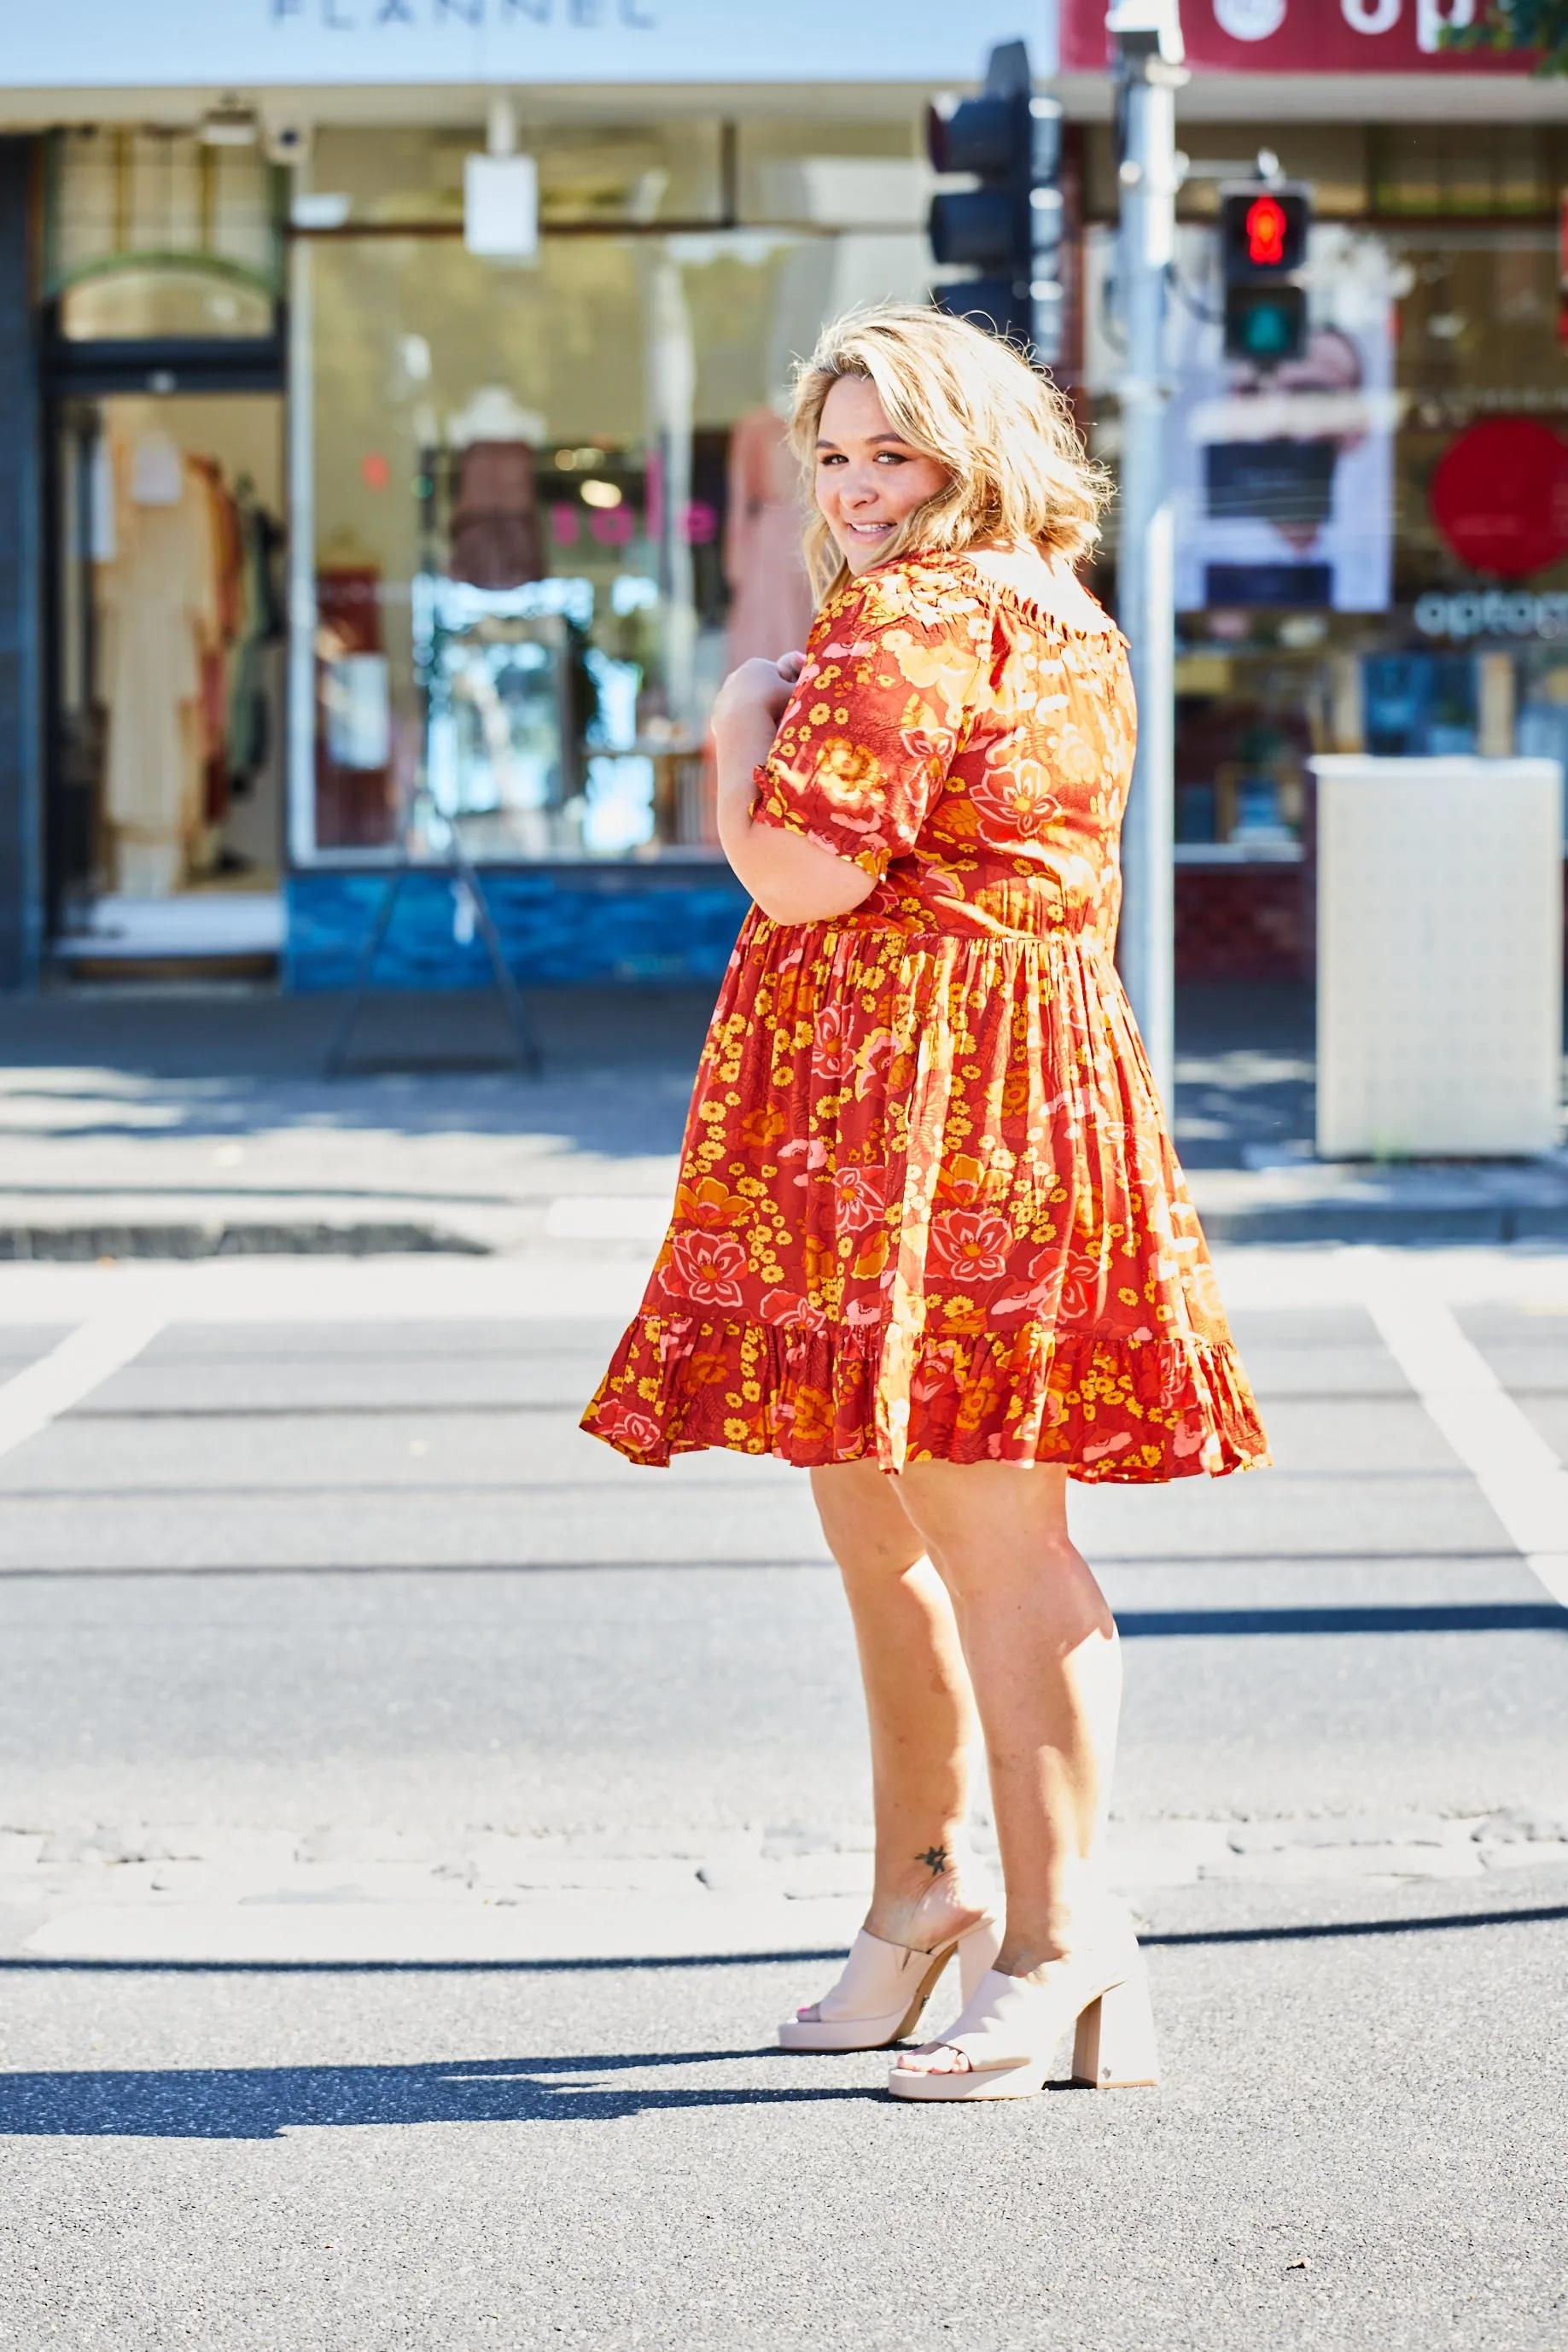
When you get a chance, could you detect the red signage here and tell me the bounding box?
[1429,420,1568,581]
[1062,1,1536,73]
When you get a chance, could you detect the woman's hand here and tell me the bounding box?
[709,646,872,926]
[711,651,807,747]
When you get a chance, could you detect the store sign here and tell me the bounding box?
[1064,0,1531,71]
[7,0,1052,85]
[1415,590,1568,639]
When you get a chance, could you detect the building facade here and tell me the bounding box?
[0,1,1562,991]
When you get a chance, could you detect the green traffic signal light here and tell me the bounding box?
[1223,283,1307,366]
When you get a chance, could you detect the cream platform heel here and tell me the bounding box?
[887,1913,1158,2100]
[778,1914,1002,2053]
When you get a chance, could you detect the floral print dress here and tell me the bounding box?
[583,549,1268,1481]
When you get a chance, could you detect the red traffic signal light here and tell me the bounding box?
[1244,194,1287,270]
[1220,185,1309,281]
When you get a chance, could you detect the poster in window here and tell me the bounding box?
[1169,225,1396,614]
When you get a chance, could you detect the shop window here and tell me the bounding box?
[294,132,938,867]
[46,128,283,341]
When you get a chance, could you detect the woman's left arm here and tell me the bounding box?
[712,657,876,925]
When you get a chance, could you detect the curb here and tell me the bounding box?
[0,1224,492,1262]
[1198,1202,1568,1246]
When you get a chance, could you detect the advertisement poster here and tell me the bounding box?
[1167,225,1397,614]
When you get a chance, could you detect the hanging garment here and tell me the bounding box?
[225,478,284,792]
[722,407,814,672]
[98,446,222,895]
[448,441,545,590]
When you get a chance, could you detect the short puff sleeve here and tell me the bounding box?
[751,563,989,880]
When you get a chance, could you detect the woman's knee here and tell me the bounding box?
[810,1460,925,1578]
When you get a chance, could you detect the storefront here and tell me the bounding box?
[1064,0,1568,981]
[0,3,1024,989]
[2,1,1565,992]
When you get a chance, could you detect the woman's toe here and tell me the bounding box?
[796,2003,821,2023]
[895,2044,969,2075]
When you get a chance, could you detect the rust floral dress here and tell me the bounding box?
[584,549,1267,1481]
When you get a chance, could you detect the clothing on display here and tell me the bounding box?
[315,565,395,849]
[95,428,283,895]
[448,441,545,591]
[227,477,285,790]
[722,406,814,670]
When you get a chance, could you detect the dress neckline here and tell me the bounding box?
[949,549,1123,641]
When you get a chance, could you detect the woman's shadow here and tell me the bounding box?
[0,2050,897,2140]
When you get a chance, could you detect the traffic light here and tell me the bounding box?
[926,40,1064,367]
[1219,183,1311,366]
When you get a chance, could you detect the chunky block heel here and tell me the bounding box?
[889,1903,1160,2103]
[1070,1963,1160,2088]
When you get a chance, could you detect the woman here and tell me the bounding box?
[584,306,1267,2102]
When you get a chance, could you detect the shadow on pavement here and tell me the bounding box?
[0,2051,883,2139]
[1,1904,1564,1988]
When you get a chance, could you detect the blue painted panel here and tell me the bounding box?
[284,866,751,993]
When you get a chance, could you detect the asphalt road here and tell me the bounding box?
[0,1246,1565,2351]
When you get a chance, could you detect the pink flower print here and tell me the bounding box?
[969,759,1062,849]
[929,1208,1013,1284]
[833,1164,887,1234]
[813,1003,855,1083]
[664,1229,749,1308]
[761,1289,825,1334]
[994,1248,1065,1321]
[592,1398,662,1455]
[1058,1253,1105,1322]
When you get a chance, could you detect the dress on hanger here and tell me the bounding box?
[98,441,221,895]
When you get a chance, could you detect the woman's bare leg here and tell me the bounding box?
[890,1460,1121,2012]
[810,1462,992,1951]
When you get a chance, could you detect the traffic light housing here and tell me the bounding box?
[1220,184,1311,366]
[926,40,1064,366]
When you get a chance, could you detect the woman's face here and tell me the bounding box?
[814,374,950,576]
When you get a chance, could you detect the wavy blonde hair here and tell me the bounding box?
[787,303,1106,606]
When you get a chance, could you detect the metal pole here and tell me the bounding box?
[1111,6,1186,1112]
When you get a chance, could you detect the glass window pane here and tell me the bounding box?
[300,206,939,865]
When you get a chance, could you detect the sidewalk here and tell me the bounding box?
[1,980,1565,1254]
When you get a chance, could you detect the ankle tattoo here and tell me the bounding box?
[915,1845,949,1878]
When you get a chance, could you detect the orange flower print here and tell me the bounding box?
[665,1230,749,1307]
[936,1152,989,1207]
[674,1176,751,1229]
[816,738,883,815]
[833,1164,887,1234]
[929,1208,1013,1283]
[788,1384,836,1448]
[739,1103,786,1148]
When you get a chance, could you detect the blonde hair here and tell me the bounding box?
[787,302,1107,606]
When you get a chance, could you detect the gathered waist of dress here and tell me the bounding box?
[813,900,1111,946]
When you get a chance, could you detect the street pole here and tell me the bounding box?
[1109,1,1186,1113]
